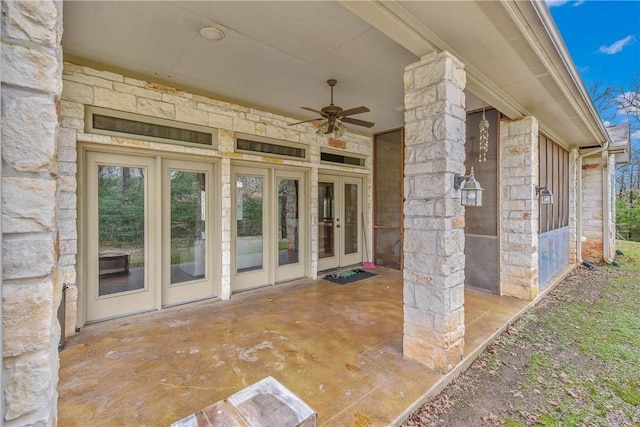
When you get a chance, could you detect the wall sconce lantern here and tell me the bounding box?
[454,167,484,207]
[536,186,553,205]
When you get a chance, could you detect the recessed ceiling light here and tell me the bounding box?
[200,26,225,41]
[393,105,405,112]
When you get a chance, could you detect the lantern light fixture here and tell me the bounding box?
[536,186,553,205]
[454,167,484,207]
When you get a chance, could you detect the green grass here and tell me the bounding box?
[516,240,640,425]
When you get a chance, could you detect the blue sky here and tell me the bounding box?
[547,0,640,141]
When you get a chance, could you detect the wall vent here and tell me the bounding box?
[235,134,307,160]
[320,151,366,167]
[86,107,217,148]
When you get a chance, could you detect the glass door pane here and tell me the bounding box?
[170,171,206,284]
[344,183,359,255]
[278,178,299,266]
[86,152,157,323]
[98,165,145,296]
[236,175,264,273]
[162,159,216,307]
[318,182,335,259]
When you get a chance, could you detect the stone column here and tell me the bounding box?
[499,117,539,300]
[221,157,232,299]
[581,153,607,262]
[403,52,466,373]
[1,0,63,424]
[568,148,579,263]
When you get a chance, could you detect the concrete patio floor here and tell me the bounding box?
[58,267,529,426]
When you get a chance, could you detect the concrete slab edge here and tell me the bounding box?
[390,263,578,426]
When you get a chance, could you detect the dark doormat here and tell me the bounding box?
[323,269,377,285]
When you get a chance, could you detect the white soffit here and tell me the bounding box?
[341,0,608,148]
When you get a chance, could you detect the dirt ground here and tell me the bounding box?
[402,252,640,427]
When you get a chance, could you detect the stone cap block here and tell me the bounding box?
[171,376,316,427]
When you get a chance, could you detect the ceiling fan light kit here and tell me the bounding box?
[289,79,374,138]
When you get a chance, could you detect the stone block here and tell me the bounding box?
[403,305,435,329]
[503,282,538,301]
[161,92,196,108]
[65,72,113,89]
[2,177,56,233]
[403,336,435,370]
[414,283,444,311]
[62,80,94,104]
[173,377,317,427]
[4,353,54,421]
[93,87,136,112]
[431,270,464,290]
[437,229,464,256]
[2,96,57,172]
[137,97,176,119]
[3,279,54,357]
[2,0,60,46]
[1,43,61,94]
[59,101,85,121]
[3,238,56,279]
[76,132,111,143]
[414,59,446,89]
[85,67,123,82]
[404,322,437,344]
[113,82,162,100]
[176,105,209,125]
[432,338,464,373]
[434,198,461,218]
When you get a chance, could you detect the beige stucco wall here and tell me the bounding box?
[59,62,373,332]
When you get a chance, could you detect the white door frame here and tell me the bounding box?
[317,173,364,271]
[161,159,217,307]
[80,145,220,323]
[231,163,309,292]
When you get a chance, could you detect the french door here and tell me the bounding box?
[318,174,363,271]
[231,166,306,292]
[85,152,157,321]
[84,151,217,322]
[161,159,216,306]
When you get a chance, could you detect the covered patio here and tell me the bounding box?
[58,268,528,426]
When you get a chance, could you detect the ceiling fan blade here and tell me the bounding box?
[301,106,329,117]
[288,117,324,126]
[341,117,375,128]
[339,106,370,117]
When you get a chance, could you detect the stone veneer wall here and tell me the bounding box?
[1,0,63,424]
[402,52,466,373]
[59,62,372,331]
[499,117,539,300]
[581,154,605,262]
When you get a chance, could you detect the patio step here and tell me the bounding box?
[172,376,316,427]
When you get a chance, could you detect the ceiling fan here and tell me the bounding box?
[289,79,375,135]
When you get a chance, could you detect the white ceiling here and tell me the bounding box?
[62,1,422,134]
[62,1,606,146]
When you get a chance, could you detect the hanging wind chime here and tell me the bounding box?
[478,108,489,163]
